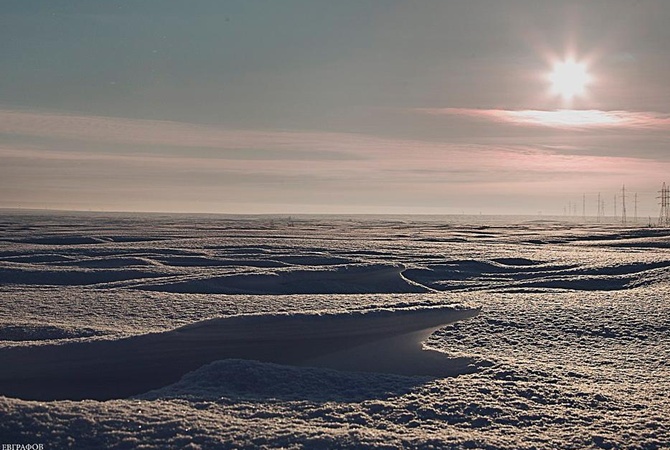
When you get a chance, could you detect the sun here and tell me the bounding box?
[549,59,591,101]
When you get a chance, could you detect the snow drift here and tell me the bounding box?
[0,305,479,401]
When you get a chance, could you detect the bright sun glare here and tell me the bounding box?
[549,59,591,101]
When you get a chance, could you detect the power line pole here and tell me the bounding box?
[660,182,670,227]
[634,193,638,223]
[621,185,627,225]
[597,192,601,223]
[614,194,617,219]
[582,193,586,221]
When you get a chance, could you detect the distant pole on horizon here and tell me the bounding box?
[659,182,670,227]
[582,193,586,221]
[597,192,601,223]
[634,193,638,223]
[614,194,617,219]
[621,185,627,225]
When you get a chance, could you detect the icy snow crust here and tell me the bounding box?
[0,212,669,448]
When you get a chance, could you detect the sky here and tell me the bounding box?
[2,0,670,216]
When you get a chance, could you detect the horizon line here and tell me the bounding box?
[0,206,644,220]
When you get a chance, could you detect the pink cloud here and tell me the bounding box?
[418,108,670,130]
[2,108,670,188]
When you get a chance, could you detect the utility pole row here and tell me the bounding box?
[564,183,668,226]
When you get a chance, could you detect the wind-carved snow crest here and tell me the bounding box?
[0,306,480,401]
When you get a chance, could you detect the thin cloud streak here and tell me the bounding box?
[1,109,667,180]
[1,136,666,184]
[418,108,670,130]
[0,108,525,161]
[0,108,591,170]
[0,109,334,151]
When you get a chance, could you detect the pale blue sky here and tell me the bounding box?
[2,1,670,215]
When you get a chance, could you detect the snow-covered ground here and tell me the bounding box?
[0,211,668,448]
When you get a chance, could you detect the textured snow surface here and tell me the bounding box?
[0,212,669,449]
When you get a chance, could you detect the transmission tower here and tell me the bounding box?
[621,185,627,225]
[659,182,670,227]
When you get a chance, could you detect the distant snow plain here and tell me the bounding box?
[0,212,668,449]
